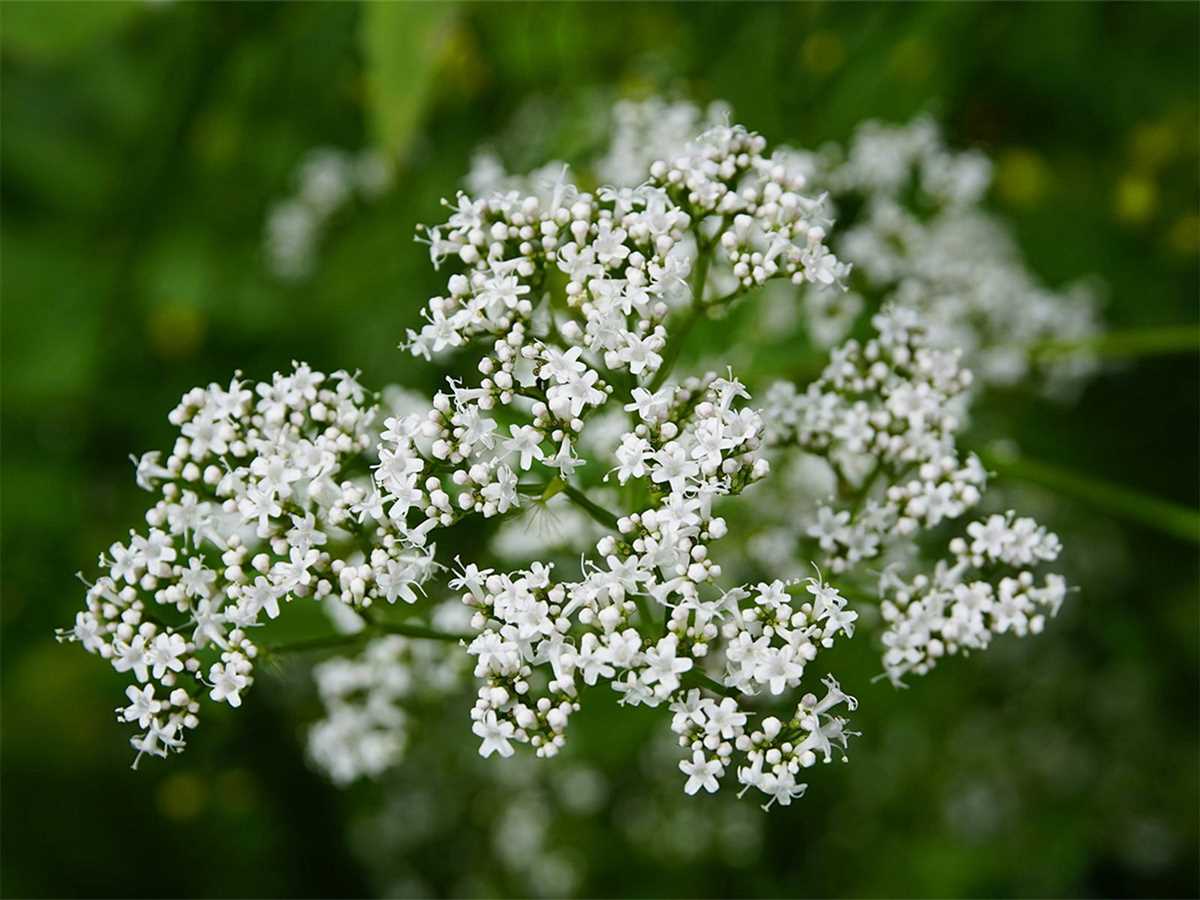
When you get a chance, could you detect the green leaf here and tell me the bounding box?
[360,1,457,158]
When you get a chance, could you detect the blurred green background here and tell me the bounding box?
[2,2,1198,897]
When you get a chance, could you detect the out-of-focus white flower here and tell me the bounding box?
[264,146,396,281]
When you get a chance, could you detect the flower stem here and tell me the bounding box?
[267,620,469,656]
[633,594,657,636]
[980,445,1200,544]
[520,477,622,530]
[378,622,471,642]
[562,482,622,531]
[682,669,738,699]
[649,237,714,391]
[267,632,369,655]
[1032,325,1200,361]
[649,307,702,391]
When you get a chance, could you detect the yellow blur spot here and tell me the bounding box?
[439,21,489,96]
[157,772,207,821]
[995,149,1050,209]
[890,38,934,83]
[192,111,238,168]
[217,768,259,814]
[1167,215,1200,257]
[147,303,206,360]
[1129,122,1178,172]
[1114,175,1158,226]
[619,73,657,99]
[802,31,845,76]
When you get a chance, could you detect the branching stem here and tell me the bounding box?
[682,669,739,699]
[561,482,622,531]
[649,230,715,391]
[518,478,623,530]
[267,620,470,656]
[979,445,1200,544]
[1032,325,1200,361]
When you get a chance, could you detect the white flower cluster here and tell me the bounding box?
[412,123,844,358]
[391,119,846,544]
[464,150,575,204]
[879,512,1066,684]
[580,98,1100,395]
[70,106,1075,807]
[393,118,864,798]
[595,96,732,189]
[762,305,985,573]
[808,117,1102,393]
[831,117,993,207]
[671,672,857,808]
[265,146,394,280]
[449,372,858,800]
[451,376,777,758]
[308,610,468,784]
[59,363,445,765]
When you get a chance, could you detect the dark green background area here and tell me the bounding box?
[2,3,1197,898]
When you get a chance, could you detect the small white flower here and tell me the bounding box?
[472,710,515,758]
[208,662,249,708]
[121,684,161,729]
[679,749,723,795]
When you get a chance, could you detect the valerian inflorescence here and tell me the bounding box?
[64,108,1068,806]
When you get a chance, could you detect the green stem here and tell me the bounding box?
[980,446,1200,544]
[267,621,469,656]
[267,632,369,655]
[562,483,622,531]
[649,238,714,391]
[847,464,884,517]
[650,309,702,391]
[1032,325,1200,361]
[633,594,657,636]
[682,670,738,699]
[378,622,471,642]
[519,477,622,530]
